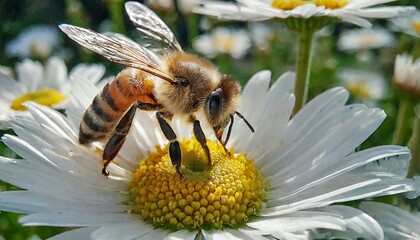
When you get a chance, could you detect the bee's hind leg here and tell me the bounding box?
[102,102,162,177]
[156,112,185,180]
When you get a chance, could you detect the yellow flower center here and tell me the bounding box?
[214,35,235,54]
[10,88,67,111]
[358,34,379,47]
[346,82,373,100]
[412,21,420,33]
[272,0,347,10]
[130,138,267,230]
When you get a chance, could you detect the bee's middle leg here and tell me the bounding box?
[156,112,185,180]
[190,116,211,166]
[102,102,162,177]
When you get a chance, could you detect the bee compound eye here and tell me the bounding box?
[208,92,222,115]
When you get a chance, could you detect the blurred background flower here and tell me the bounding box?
[337,68,387,105]
[192,27,251,59]
[0,56,105,129]
[5,25,61,60]
[389,9,420,38]
[337,28,396,52]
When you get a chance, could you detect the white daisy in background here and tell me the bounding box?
[389,9,420,38]
[249,22,279,52]
[145,0,174,12]
[192,27,251,59]
[0,65,14,78]
[0,56,105,129]
[359,202,420,239]
[145,0,199,14]
[178,0,200,14]
[337,68,387,104]
[0,70,415,239]
[195,0,415,28]
[337,28,396,52]
[5,25,61,59]
[394,53,420,98]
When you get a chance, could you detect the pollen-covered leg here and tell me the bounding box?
[102,102,162,177]
[156,112,185,180]
[191,116,211,166]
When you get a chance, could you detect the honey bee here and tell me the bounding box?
[60,1,254,178]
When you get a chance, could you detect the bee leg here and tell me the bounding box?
[102,102,162,177]
[214,115,234,156]
[156,112,186,180]
[190,116,211,166]
[102,104,137,177]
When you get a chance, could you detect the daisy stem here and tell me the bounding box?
[407,105,420,178]
[392,97,414,145]
[292,28,315,116]
[413,38,420,60]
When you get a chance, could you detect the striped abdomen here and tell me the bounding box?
[79,68,157,144]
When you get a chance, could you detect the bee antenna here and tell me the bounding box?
[235,111,254,133]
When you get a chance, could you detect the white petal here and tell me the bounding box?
[47,227,97,240]
[245,211,347,237]
[20,212,134,227]
[69,63,106,85]
[163,230,198,240]
[0,190,129,214]
[359,201,420,239]
[44,57,68,89]
[16,59,44,92]
[91,221,161,240]
[319,205,383,239]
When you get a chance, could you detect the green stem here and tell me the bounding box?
[407,106,420,178]
[412,38,420,60]
[107,0,126,34]
[292,28,315,116]
[392,97,414,145]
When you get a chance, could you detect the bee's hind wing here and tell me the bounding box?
[125,1,183,52]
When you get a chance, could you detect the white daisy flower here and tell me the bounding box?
[249,22,280,52]
[394,53,420,99]
[338,68,387,103]
[337,28,396,52]
[359,202,420,239]
[195,0,415,28]
[192,27,251,59]
[0,56,105,129]
[5,25,61,59]
[389,9,420,38]
[0,71,414,239]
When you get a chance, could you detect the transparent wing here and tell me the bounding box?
[125,1,183,52]
[59,24,174,82]
[102,31,162,64]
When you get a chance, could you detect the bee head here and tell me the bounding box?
[204,75,241,128]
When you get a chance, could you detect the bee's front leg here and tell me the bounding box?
[156,112,185,180]
[213,114,234,156]
[190,115,211,166]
